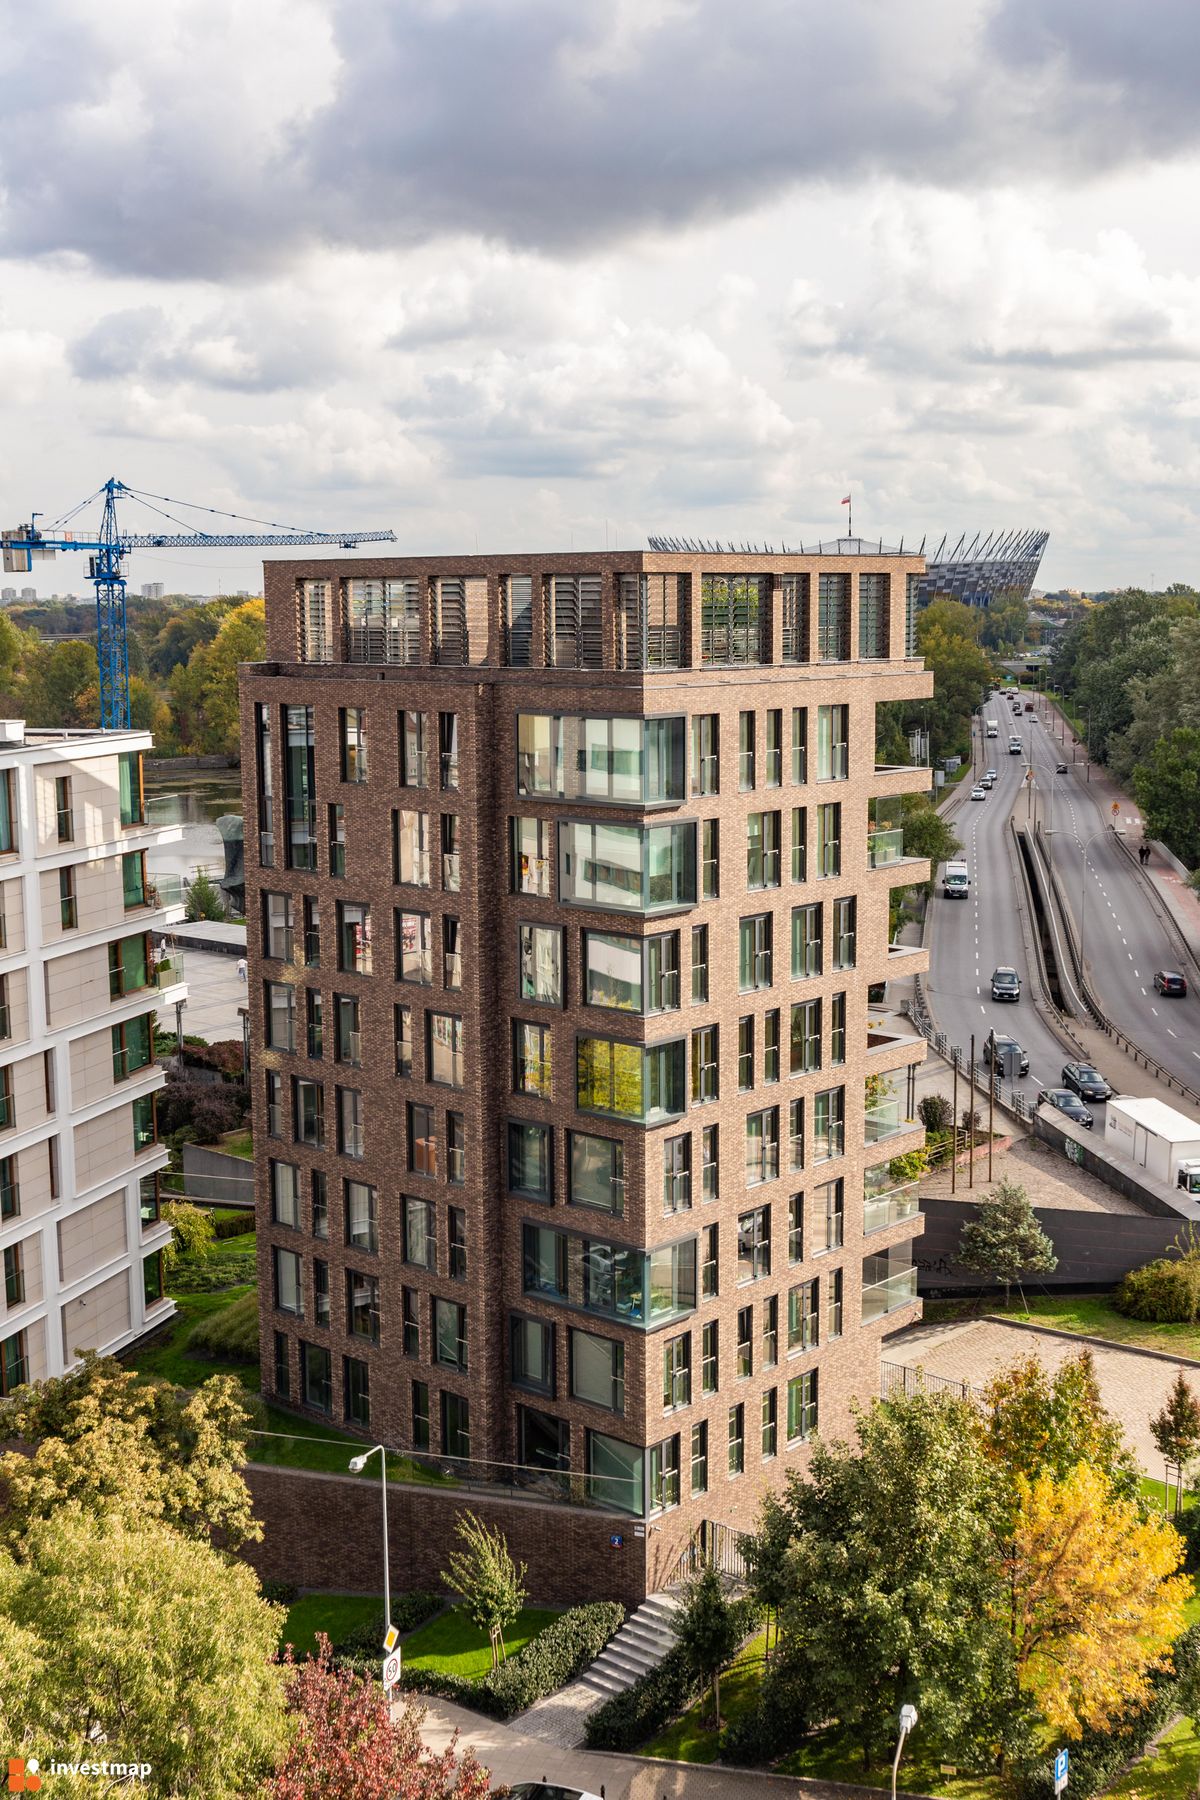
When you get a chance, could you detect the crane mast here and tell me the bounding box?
[2,477,396,728]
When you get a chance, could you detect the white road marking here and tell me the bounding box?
[1168,1028,1178,1038]
[1152,1006,1159,1016]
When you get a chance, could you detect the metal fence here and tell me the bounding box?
[668,1518,750,1587]
[881,1360,986,1403]
[903,982,1032,1124]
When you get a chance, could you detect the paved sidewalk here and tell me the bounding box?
[416,1696,926,1799]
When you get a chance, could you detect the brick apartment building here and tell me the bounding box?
[242,547,932,1577]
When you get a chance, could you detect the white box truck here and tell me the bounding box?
[986,719,998,738]
[943,859,970,899]
[1104,1094,1200,1186]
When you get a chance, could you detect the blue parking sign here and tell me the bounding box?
[1054,1749,1069,1793]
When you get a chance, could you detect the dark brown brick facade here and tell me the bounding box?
[241,549,932,1594]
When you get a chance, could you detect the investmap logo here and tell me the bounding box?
[8,1757,152,1790]
[7,1761,41,1794]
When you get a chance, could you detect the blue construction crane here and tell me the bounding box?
[2,477,396,728]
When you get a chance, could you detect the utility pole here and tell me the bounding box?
[968,1033,976,1190]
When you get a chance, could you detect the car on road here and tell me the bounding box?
[1055,761,1068,774]
[983,1032,1030,1076]
[985,766,998,779]
[979,773,994,788]
[1154,970,1189,997]
[509,1786,605,1800]
[1037,1087,1094,1128]
[970,785,987,801]
[1061,1062,1112,1102]
[991,966,1021,1001]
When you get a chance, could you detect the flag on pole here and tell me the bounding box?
[841,495,851,505]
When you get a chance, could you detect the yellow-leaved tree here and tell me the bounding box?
[1007,1460,1191,1737]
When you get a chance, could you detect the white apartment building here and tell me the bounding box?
[0,721,186,1396]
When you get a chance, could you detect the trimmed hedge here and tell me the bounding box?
[1016,1622,1200,1800]
[211,1210,256,1241]
[583,1594,761,1751]
[400,1601,624,1720]
[1115,1258,1200,1323]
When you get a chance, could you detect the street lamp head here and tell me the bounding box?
[348,1454,368,1474]
[899,1704,919,1732]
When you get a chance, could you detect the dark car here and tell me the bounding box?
[1061,1062,1112,1102]
[984,1033,1030,1076]
[1155,970,1188,997]
[1038,1087,1094,1128]
[1055,761,1068,774]
[991,966,1021,1001]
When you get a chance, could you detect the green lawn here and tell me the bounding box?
[776,1724,1002,1800]
[126,1285,262,1390]
[220,1130,254,1160]
[402,1605,560,1680]
[281,1593,383,1660]
[1109,1716,1200,1800]
[247,1407,456,1488]
[645,1630,767,1762]
[924,1292,1200,1364]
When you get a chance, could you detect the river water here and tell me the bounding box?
[144,767,244,885]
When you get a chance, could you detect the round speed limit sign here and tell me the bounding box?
[1111,802,1120,816]
[382,1651,402,1690]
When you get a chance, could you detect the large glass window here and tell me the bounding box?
[746,812,781,889]
[663,1133,691,1214]
[813,1087,845,1162]
[738,1205,771,1280]
[512,1315,555,1394]
[569,1131,625,1215]
[584,930,679,1014]
[701,574,766,665]
[399,710,427,786]
[814,1176,844,1252]
[816,704,849,780]
[691,715,719,796]
[587,1429,643,1515]
[509,1121,553,1200]
[691,1025,718,1104]
[744,1111,779,1187]
[514,1021,553,1098]
[787,1369,818,1443]
[522,1224,696,1327]
[340,707,368,783]
[571,1329,625,1412]
[265,981,296,1053]
[111,1013,153,1083]
[434,1297,467,1370]
[512,816,552,896]
[519,924,563,1006]
[284,706,316,870]
[394,810,431,886]
[337,903,371,974]
[791,904,822,979]
[347,1270,381,1344]
[345,1180,378,1253]
[817,574,849,662]
[559,820,696,914]
[519,715,685,804]
[738,914,773,992]
[427,1013,465,1087]
[791,998,821,1074]
[859,572,889,659]
[274,1246,303,1316]
[396,911,432,984]
[576,1036,685,1124]
[833,896,857,971]
[108,933,150,998]
[118,751,144,828]
[815,803,841,879]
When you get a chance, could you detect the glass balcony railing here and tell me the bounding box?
[146,873,185,908]
[863,1181,920,1234]
[861,1266,918,1323]
[867,828,906,869]
[864,1100,917,1144]
[153,947,186,990]
[145,794,187,828]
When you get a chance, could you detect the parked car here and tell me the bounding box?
[1055,761,1068,774]
[1037,1087,1094,1128]
[1154,969,1188,997]
[970,785,987,801]
[509,1787,605,1800]
[991,966,1021,1001]
[1061,1062,1112,1102]
[984,1032,1030,1076]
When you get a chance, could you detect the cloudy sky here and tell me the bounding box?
[3,0,1199,596]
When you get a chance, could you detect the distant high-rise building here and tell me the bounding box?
[140,583,165,601]
[19,589,35,603]
[1,589,15,604]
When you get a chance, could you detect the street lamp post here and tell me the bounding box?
[892,1704,919,1800]
[349,1444,391,1635]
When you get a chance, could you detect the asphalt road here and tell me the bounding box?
[1022,703,1200,1092]
[924,705,1085,1115]
[923,692,1200,1120]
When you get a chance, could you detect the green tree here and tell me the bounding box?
[957,1178,1058,1309]
[775,1390,1024,1768]
[20,639,99,727]
[0,1509,286,1798]
[983,1350,1139,1499]
[186,869,227,921]
[194,599,265,757]
[0,1352,261,1551]
[916,599,995,760]
[742,1490,791,1663]
[161,1198,215,1272]
[1149,1370,1200,1514]
[900,793,961,865]
[674,1564,742,1727]
[441,1511,527,1670]
[1134,728,1200,866]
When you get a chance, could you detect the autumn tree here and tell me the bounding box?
[957,1179,1057,1309]
[0,1351,261,1550]
[161,1197,215,1272]
[441,1512,526,1670]
[983,1350,1138,1500]
[674,1564,742,1727]
[1007,1462,1190,1737]
[1150,1371,1200,1514]
[188,599,266,757]
[0,1509,286,1797]
[266,1636,491,1800]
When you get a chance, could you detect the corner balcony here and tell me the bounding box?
[866,1009,926,1077]
[861,1266,919,1324]
[863,1179,921,1236]
[884,941,929,980]
[864,1098,924,1152]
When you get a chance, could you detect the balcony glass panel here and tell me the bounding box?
[861,1266,918,1323]
[864,1099,914,1143]
[862,1173,920,1234]
[560,821,695,914]
[867,829,905,869]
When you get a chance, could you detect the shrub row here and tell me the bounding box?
[329,1594,443,1670]
[1115,1258,1200,1323]
[211,1210,256,1241]
[583,1595,761,1752]
[400,1601,624,1720]
[184,1291,259,1361]
[718,1660,814,1765]
[1017,1623,1200,1800]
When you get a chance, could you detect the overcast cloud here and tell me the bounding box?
[3,0,1200,590]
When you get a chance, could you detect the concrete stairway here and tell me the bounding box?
[574,1592,682,1698]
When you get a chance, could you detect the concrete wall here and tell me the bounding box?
[916,1196,1186,1295]
[243,1464,648,1610]
[61,1267,131,1362]
[182,1143,255,1206]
